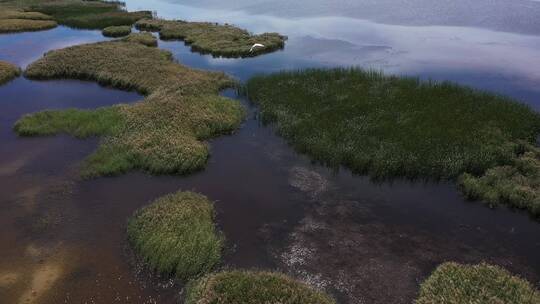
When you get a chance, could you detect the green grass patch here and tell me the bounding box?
[0,61,20,85]
[127,191,223,281]
[416,262,540,304]
[16,39,244,178]
[135,18,286,58]
[0,9,53,20]
[245,68,540,216]
[121,32,157,47]
[186,270,335,304]
[102,25,131,37]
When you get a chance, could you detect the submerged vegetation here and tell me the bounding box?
[0,9,57,33]
[127,191,223,281]
[0,61,20,85]
[186,270,335,304]
[416,262,540,304]
[135,18,286,57]
[15,39,244,177]
[0,0,151,30]
[102,25,131,37]
[246,68,540,216]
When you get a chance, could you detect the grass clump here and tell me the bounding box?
[16,39,244,178]
[458,143,540,216]
[127,191,223,281]
[121,32,157,47]
[0,61,20,85]
[186,270,335,304]
[416,262,540,304]
[102,25,131,37]
[0,9,53,21]
[246,68,540,216]
[135,18,286,58]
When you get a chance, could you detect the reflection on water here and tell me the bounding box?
[127,0,540,107]
[0,1,540,303]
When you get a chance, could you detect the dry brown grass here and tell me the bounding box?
[0,61,20,85]
[16,39,244,177]
[136,18,286,57]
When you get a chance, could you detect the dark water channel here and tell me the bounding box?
[1,2,540,303]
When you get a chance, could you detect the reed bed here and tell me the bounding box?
[0,61,20,85]
[416,262,540,304]
[121,32,157,47]
[127,191,223,281]
[0,8,57,33]
[246,68,540,216]
[135,18,286,58]
[15,39,244,178]
[186,270,335,304]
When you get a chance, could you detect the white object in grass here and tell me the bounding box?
[249,43,265,52]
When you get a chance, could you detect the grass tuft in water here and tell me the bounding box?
[245,68,540,216]
[0,61,20,85]
[186,270,336,304]
[15,39,244,178]
[416,262,540,304]
[127,191,223,281]
[0,8,57,33]
[102,25,131,37]
[135,18,286,58]
[121,32,157,47]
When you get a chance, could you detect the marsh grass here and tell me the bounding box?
[121,32,157,47]
[186,270,336,304]
[0,8,57,33]
[102,25,131,37]
[0,61,20,85]
[245,68,540,215]
[458,143,540,216]
[135,18,286,58]
[0,0,151,30]
[127,191,223,281]
[416,262,540,304]
[16,39,244,178]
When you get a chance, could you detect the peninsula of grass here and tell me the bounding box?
[0,9,57,33]
[102,25,131,37]
[245,68,540,216]
[15,38,244,178]
[186,270,335,304]
[0,61,20,85]
[0,0,151,30]
[416,262,540,304]
[135,18,286,57]
[127,191,223,281]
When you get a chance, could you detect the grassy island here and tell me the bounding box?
[186,270,335,304]
[102,25,131,37]
[127,191,223,281]
[245,68,540,216]
[121,32,158,47]
[416,262,540,304]
[0,61,21,85]
[14,38,244,178]
[0,9,57,33]
[135,18,286,57]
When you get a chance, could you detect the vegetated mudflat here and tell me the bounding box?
[127,191,223,281]
[416,262,540,304]
[0,0,151,30]
[102,25,131,37]
[14,37,244,178]
[186,270,336,304]
[0,61,20,85]
[246,68,540,216]
[135,18,286,57]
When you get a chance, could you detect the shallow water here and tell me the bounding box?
[0,2,540,304]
